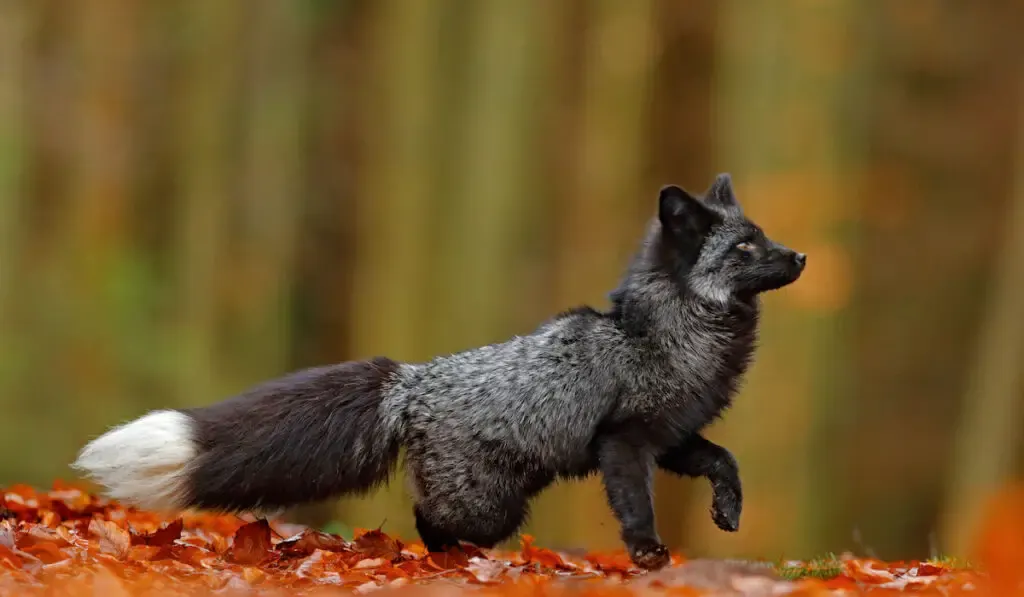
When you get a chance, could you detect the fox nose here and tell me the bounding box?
[794,252,806,269]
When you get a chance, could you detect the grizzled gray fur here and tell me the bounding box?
[73,174,805,571]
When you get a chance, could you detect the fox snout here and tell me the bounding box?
[753,245,806,293]
[775,247,806,283]
[793,251,806,270]
[782,248,806,273]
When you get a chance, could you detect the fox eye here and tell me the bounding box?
[735,241,756,252]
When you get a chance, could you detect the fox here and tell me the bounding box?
[73,173,805,570]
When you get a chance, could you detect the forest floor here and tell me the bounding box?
[0,484,1019,596]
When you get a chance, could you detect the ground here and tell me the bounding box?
[0,483,1016,596]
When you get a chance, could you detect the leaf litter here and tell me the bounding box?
[0,482,1017,596]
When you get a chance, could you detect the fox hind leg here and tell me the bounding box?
[407,443,534,551]
[413,493,528,552]
[414,504,461,553]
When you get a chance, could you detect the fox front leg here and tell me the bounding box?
[597,436,670,570]
[657,434,742,532]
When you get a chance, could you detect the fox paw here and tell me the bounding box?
[712,506,739,532]
[629,540,670,570]
[711,485,741,532]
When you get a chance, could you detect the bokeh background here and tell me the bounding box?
[1,0,1022,564]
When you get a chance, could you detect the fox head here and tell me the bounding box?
[656,173,805,304]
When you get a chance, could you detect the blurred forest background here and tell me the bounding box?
[1,0,1022,564]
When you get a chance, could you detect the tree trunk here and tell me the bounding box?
[526,0,657,551]
[688,0,865,559]
[0,0,35,483]
[337,0,447,542]
[54,0,141,475]
[169,1,242,408]
[228,0,309,388]
[646,0,718,552]
[940,74,1024,558]
[840,2,1019,559]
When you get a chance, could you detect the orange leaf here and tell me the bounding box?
[584,551,635,575]
[19,524,72,548]
[916,563,945,576]
[520,534,572,570]
[88,518,130,559]
[352,528,402,561]
[242,565,266,584]
[0,484,992,595]
[276,528,349,557]
[127,544,163,561]
[230,519,273,566]
[427,548,472,570]
[21,541,68,564]
[130,518,183,547]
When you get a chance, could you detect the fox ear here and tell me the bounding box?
[659,185,717,239]
[704,173,740,210]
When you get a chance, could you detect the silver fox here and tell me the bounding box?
[74,174,805,570]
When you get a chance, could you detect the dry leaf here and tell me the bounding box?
[0,483,998,596]
[131,518,183,547]
[352,528,402,561]
[88,518,130,559]
[521,534,572,570]
[276,528,349,557]
[230,519,273,565]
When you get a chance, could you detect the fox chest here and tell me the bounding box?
[637,313,758,440]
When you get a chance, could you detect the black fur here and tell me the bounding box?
[182,357,402,511]
[658,434,742,532]
[658,184,723,268]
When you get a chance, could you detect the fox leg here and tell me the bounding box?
[408,455,530,553]
[412,494,527,553]
[657,434,741,532]
[597,436,669,570]
[413,504,461,553]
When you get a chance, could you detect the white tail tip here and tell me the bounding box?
[73,410,197,512]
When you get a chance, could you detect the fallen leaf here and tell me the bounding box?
[242,565,266,584]
[21,540,68,564]
[20,524,71,548]
[230,519,273,565]
[427,548,471,570]
[88,518,130,559]
[128,544,163,561]
[0,544,20,567]
[843,558,896,584]
[276,528,349,557]
[0,483,996,596]
[0,520,16,549]
[466,556,508,584]
[354,579,382,593]
[131,518,183,547]
[521,534,572,570]
[915,562,945,576]
[584,551,635,575]
[354,557,386,569]
[352,528,402,561]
